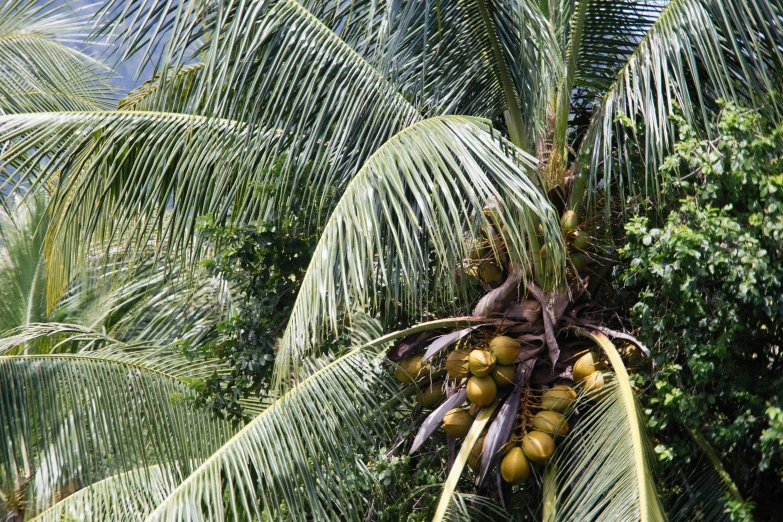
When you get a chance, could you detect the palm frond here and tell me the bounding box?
[0,194,48,334]
[29,465,175,522]
[276,116,565,387]
[92,0,513,120]
[666,427,745,521]
[581,0,783,210]
[0,354,235,518]
[667,459,734,522]
[117,63,205,112]
[0,0,114,113]
[547,330,666,522]
[572,0,665,94]
[434,402,498,521]
[142,346,394,520]
[490,0,564,143]
[444,492,513,521]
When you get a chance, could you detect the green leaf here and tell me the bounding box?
[0,354,235,518]
[549,329,666,522]
[0,0,113,113]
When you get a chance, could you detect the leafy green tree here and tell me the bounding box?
[1,0,783,520]
[621,103,783,518]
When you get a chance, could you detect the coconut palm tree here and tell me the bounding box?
[1,0,781,519]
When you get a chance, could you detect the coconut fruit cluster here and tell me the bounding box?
[499,386,574,485]
[387,205,621,493]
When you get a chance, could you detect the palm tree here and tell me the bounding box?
[1,0,781,519]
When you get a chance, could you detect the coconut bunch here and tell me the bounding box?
[385,206,647,499]
[393,333,608,487]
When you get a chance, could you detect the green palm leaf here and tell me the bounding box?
[546,330,666,522]
[0,354,235,518]
[0,194,48,335]
[0,0,113,113]
[29,465,175,522]
[276,116,565,387]
[572,0,665,93]
[580,0,783,209]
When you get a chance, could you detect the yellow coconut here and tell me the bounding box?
[491,365,516,388]
[417,382,445,408]
[445,349,471,380]
[466,376,497,406]
[500,447,531,485]
[560,210,579,231]
[572,351,600,383]
[532,410,569,436]
[467,436,485,471]
[393,354,430,383]
[571,252,587,273]
[468,350,496,377]
[541,385,576,412]
[443,408,473,438]
[489,336,521,365]
[478,261,503,285]
[583,370,605,393]
[522,431,555,464]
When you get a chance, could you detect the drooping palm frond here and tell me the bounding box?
[139,340,402,520]
[0,354,235,519]
[58,252,227,349]
[29,465,175,522]
[433,401,498,521]
[571,0,666,94]
[0,194,48,334]
[0,191,225,355]
[667,460,734,522]
[2,1,437,288]
[665,426,746,521]
[0,0,114,113]
[546,330,666,522]
[276,116,565,387]
[580,0,783,210]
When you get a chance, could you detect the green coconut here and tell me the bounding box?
[560,210,579,231]
[478,261,503,285]
[500,447,531,485]
[445,349,471,380]
[571,252,587,273]
[583,370,605,393]
[541,385,576,412]
[491,364,516,388]
[443,408,474,438]
[468,350,496,377]
[489,336,521,365]
[532,410,569,436]
[394,354,430,383]
[572,351,600,383]
[417,382,445,408]
[572,230,590,250]
[522,431,555,464]
[466,375,497,406]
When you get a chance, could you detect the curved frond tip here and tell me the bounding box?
[547,329,666,522]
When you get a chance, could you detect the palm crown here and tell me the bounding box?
[1,0,781,519]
